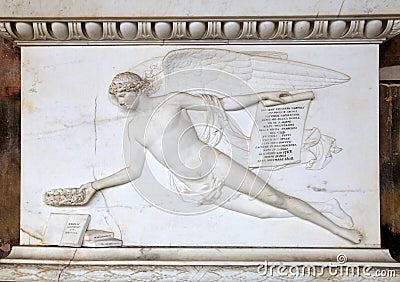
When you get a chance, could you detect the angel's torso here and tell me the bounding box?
[127,94,216,180]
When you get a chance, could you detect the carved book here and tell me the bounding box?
[84,230,114,241]
[43,213,91,247]
[82,238,123,247]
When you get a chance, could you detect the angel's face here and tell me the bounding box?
[115,91,140,109]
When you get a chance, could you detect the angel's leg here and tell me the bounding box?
[213,152,362,244]
[217,189,354,228]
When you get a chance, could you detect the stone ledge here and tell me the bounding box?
[2,246,399,264]
[1,247,399,281]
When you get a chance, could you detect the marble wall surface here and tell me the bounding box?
[19,45,380,248]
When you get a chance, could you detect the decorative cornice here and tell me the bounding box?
[0,18,399,45]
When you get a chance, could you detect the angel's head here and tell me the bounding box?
[108,71,151,108]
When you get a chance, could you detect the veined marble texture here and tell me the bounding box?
[21,45,379,247]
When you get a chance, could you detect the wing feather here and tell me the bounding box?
[162,48,349,95]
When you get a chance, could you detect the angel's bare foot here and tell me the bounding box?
[326,199,354,228]
[43,183,97,206]
[335,228,363,244]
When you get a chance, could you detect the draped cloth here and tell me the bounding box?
[169,94,342,205]
[301,127,342,170]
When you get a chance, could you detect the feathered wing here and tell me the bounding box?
[240,51,288,60]
[127,48,350,97]
[161,48,350,94]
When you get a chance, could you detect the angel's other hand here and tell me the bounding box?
[262,92,290,103]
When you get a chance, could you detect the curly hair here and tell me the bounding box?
[108,72,150,96]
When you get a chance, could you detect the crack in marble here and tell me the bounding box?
[306,186,327,192]
[93,96,98,155]
[91,97,98,184]
[99,191,123,241]
[20,228,43,242]
[291,188,365,193]
[325,189,364,193]
[57,248,77,282]
[338,0,345,16]
[96,204,134,210]
[91,165,96,183]
[313,0,321,17]
[139,203,155,213]
[25,116,124,138]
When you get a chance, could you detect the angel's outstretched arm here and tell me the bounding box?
[90,168,135,190]
[220,91,288,111]
[179,91,288,112]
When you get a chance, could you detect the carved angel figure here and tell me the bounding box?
[44,48,362,244]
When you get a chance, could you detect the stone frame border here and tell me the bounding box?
[1,3,400,280]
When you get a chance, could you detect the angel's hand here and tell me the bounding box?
[260,92,290,103]
[75,182,98,205]
[80,182,94,190]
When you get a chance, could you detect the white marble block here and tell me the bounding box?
[21,45,379,248]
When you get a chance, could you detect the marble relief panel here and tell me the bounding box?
[21,45,379,247]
